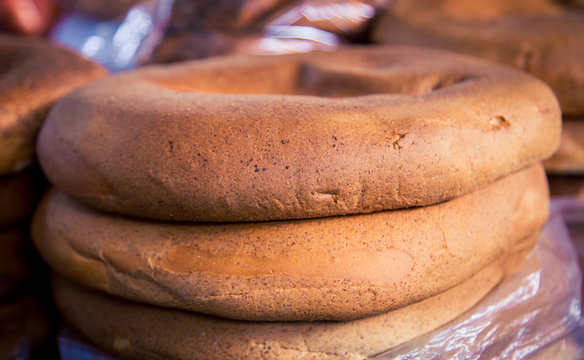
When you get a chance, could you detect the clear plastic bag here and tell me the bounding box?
[49,0,173,72]
[376,199,584,359]
[49,0,390,66]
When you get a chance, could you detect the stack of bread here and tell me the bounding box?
[32,46,561,359]
[0,35,105,357]
[370,0,584,197]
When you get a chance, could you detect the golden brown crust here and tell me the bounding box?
[0,34,106,175]
[544,118,584,173]
[53,254,510,360]
[32,164,549,321]
[37,46,561,221]
[371,0,584,115]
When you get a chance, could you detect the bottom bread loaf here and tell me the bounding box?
[53,234,535,360]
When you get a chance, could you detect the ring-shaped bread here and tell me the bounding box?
[37,46,560,222]
[0,35,106,175]
[32,165,548,321]
[52,250,526,360]
[371,0,584,115]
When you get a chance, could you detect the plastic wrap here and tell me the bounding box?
[254,0,389,54]
[151,0,390,62]
[263,0,386,37]
[58,326,113,360]
[49,0,172,72]
[57,199,584,360]
[377,199,584,359]
[45,0,390,65]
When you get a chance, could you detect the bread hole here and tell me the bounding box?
[296,62,388,97]
[489,115,510,129]
[154,59,471,98]
[296,62,472,97]
[430,74,472,91]
[151,60,301,95]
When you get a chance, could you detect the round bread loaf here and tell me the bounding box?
[52,257,507,360]
[544,118,584,173]
[37,46,561,222]
[0,169,43,228]
[33,164,548,321]
[371,0,584,115]
[0,34,106,175]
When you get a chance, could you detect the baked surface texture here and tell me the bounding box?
[0,34,106,175]
[371,0,584,115]
[33,164,548,321]
[53,253,517,360]
[36,46,561,222]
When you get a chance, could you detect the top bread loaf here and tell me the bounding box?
[36,46,561,222]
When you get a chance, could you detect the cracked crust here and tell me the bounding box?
[36,46,560,221]
[0,35,106,175]
[53,244,531,360]
[32,165,549,321]
[371,0,584,115]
